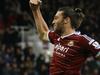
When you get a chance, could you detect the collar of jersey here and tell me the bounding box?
[60,31,80,39]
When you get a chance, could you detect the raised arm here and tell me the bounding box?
[29,0,49,41]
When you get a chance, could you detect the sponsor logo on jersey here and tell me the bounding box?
[55,43,69,52]
[54,43,69,57]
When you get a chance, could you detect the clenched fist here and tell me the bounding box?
[29,0,42,10]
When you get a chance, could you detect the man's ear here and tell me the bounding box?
[64,17,71,24]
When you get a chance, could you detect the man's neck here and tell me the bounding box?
[61,28,75,36]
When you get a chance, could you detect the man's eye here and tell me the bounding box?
[54,16,58,19]
[54,18,57,20]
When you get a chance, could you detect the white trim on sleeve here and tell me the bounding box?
[96,51,100,57]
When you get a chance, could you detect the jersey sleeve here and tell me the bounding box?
[82,35,100,58]
[48,31,59,44]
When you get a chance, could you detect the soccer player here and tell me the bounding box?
[29,0,100,75]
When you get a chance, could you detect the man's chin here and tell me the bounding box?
[54,30,61,36]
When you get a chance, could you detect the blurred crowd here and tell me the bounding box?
[0,45,50,75]
[0,0,100,75]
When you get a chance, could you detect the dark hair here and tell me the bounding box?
[58,7,85,29]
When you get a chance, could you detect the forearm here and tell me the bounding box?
[32,8,49,33]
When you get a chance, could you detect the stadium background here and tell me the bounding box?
[0,0,100,75]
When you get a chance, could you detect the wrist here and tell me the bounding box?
[29,3,39,10]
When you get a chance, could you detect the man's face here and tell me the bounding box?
[52,11,65,35]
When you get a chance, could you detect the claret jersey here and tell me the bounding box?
[48,31,100,75]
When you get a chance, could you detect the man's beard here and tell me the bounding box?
[54,28,64,36]
[53,22,64,36]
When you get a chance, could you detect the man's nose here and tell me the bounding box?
[52,20,55,26]
[51,22,55,26]
[52,21,55,26]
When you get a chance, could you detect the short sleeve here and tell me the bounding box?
[81,35,100,58]
[48,31,59,44]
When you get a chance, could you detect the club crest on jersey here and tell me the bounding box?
[67,41,74,46]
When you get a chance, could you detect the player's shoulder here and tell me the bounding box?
[81,33,90,39]
[74,32,94,43]
[81,34,94,42]
[81,33,100,50]
[78,33,98,46]
[74,31,92,40]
